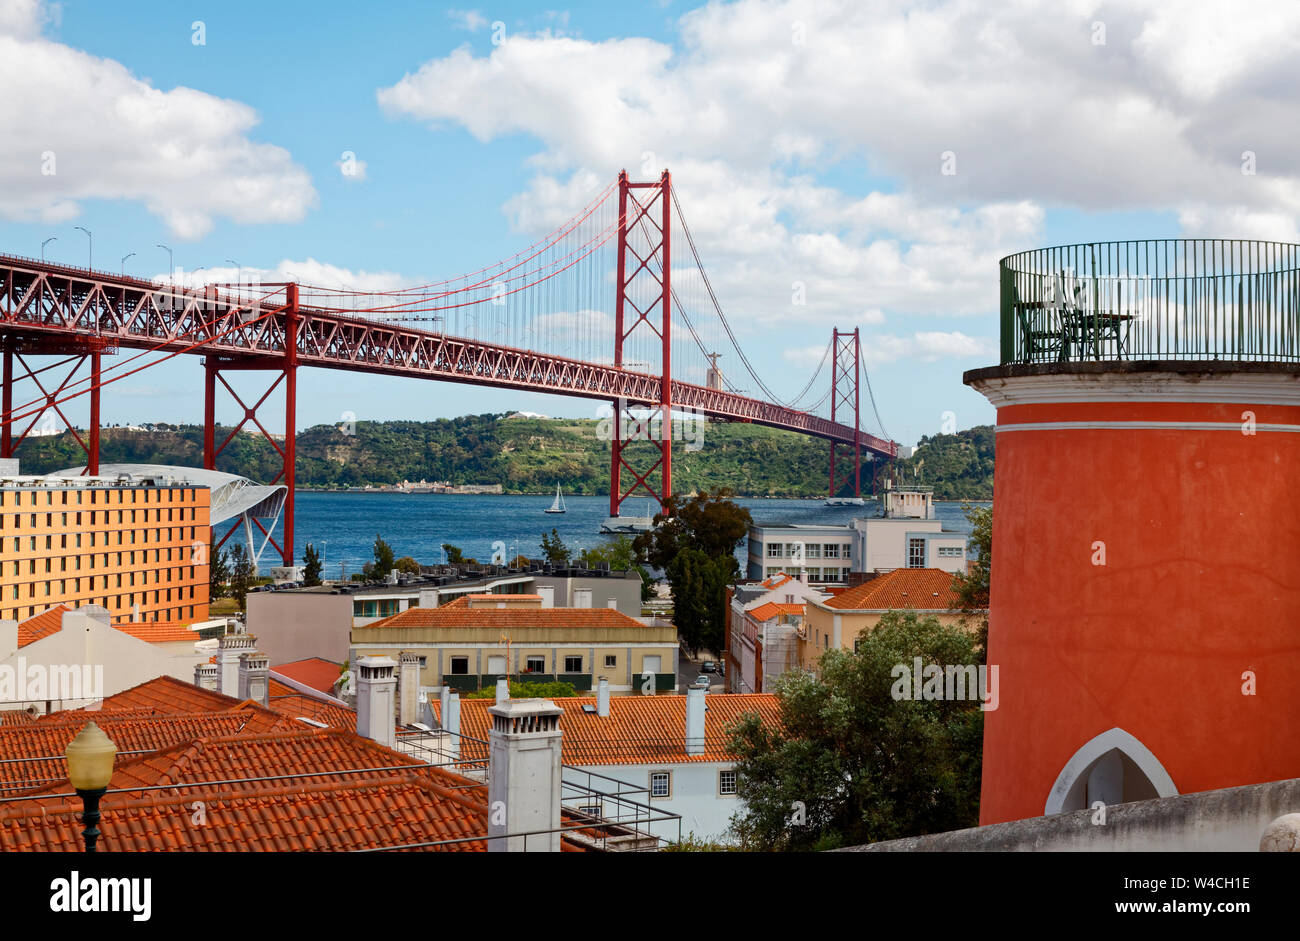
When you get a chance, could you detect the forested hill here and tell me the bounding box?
[11,416,994,499]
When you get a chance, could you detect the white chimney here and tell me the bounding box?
[418,588,438,608]
[194,662,219,691]
[398,651,421,726]
[685,686,706,756]
[237,650,270,706]
[495,677,510,704]
[596,677,610,717]
[574,588,592,609]
[537,586,555,608]
[217,631,255,698]
[487,698,564,852]
[606,597,617,609]
[444,692,461,761]
[356,655,398,748]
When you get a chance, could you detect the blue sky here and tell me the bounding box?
[3,0,1289,448]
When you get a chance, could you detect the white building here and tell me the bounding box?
[747,488,968,584]
[435,681,780,844]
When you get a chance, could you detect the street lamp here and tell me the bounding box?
[74,226,92,269]
[41,236,57,261]
[120,252,135,276]
[156,244,173,283]
[65,721,117,852]
[226,259,241,284]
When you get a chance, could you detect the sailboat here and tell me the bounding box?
[545,483,567,514]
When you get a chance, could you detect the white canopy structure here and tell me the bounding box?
[52,463,288,568]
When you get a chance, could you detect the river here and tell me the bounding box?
[280,492,986,576]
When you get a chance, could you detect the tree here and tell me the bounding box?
[579,535,655,602]
[726,610,984,851]
[951,503,991,661]
[634,490,752,654]
[394,556,421,575]
[539,528,570,564]
[442,543,472,565]
[372,534,395,579]
[228,543,256,609]
[302,543,323,587]
[209,542,230,599]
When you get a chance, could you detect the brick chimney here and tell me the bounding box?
[685,686,706,756]
[487,698,564,852]
[237,650,270,706]
[398,651,421,726]
[596,677,610,717]
[217,631,255,698]
[194,662,219,692]
[356,655,397,748]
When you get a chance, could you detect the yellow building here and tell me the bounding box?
[801,568,966,671]
[0,473,211,624]
[351,594,679,694]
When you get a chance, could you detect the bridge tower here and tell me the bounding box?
[202,282,299,566]
[828,328,862,498]
[610,169,673,518]
[1,335,108,475]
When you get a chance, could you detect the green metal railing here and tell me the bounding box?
[1000,239,1300,364]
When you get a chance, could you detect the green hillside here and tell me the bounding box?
[10,416,994,499]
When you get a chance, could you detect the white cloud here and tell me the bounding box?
[863,331,998,367]
[0,0,316,239]
[447,9,488,32]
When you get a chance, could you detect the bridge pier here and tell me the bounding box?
[202,283,298,567]
[0,335,106,475]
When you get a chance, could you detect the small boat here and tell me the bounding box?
[825,496,866,507]
[545,483,567,514]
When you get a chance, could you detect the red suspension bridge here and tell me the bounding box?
[0,171,896,565]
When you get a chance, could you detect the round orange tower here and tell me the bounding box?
[966,239,1300,825]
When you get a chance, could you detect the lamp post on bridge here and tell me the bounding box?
[74,226,92,269]
[120,252,135,276]
[156,244,173,283]
[41,236,57,261]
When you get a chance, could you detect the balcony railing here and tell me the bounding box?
[1000,239,1300,364]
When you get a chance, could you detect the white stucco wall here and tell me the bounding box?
[569,760,743,844]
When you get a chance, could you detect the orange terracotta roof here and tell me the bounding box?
[758,573,794,590]
[269,692,357,731]
[0,711,280,794]
[273,657,343,694]
[438,693,781,766]
[113,620,197,644]
[747,602,804,622]
[364,606,653,631]
[15,605,71,648]
[465,593,542,600]
[439,596,469,608]
[95,674,249,715]
[0,776,495,852]
[822,568,961,611]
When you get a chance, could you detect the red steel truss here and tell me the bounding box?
[610,169,674,517]
[0,244,897,561]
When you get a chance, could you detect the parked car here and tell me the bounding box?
[694,674,710,688]
[701,661,717,673]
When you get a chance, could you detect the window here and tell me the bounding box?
[525,656,546,673]
[449,657,470,675]
[719,770,738,795]
[823,544,840,558]
[908,538,926,568]
[650,772,672,798]
[766,543,783,558]
[563,655,583,673]
[805,567,821,581]
[604,654,617,668]
[805,543,821,559]
[937,546,963,558]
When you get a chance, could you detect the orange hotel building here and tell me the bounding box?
[0,473,210,624]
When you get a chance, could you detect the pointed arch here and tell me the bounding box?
[1045,727,1178,816]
